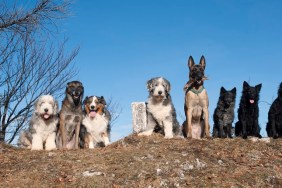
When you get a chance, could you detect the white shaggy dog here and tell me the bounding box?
[138,77,180,138]
[18,95,59,150]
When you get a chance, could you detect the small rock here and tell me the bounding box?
[195,158,206,169]
[218,160,223,165]
[249,137,259,142]
[48,152,55,157]
[175,159,180,163]
[156,168,162,176]
[266,176,276,183]
[160,179,167,186]
[182,162,194,171]
[147,154,154,159]
[83,170,104,177]
[260,137,271,143]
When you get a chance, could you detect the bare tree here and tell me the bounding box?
[106,97,122,127]
[0,0,79,143]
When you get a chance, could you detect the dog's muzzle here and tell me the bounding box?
[89,105,97,118]
[42,113,51,120]
[72,91,81,99]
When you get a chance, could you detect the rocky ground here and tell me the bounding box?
[1,134,282,187]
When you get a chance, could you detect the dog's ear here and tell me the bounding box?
[65,82,70,92]
[188,56,195,70]
[34,97,41,114]
[163,78,171,93]
[146,78,154,91]
[255,83,262,92]
[279,82,282,93]
[83,96,89,105]
[243,81,250,89]
[220,87,226,94]
[199,55,206,70]
[100,96,107,105]
[54,99,59,115]
[231,87,236,95]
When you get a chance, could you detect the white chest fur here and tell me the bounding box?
[83,114,109,142]
[147,102,172,124]
[34,119,57,140]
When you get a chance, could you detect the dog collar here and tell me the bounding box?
[189,86,205,95]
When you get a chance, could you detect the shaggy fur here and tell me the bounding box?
[235,81,262,139]
[80,96,111,148]
[213,87,236,138]
[138,77,180,138]
[56,81,84,149]
[183,56,210,139]
[266,82,282,138]
[17,95,59,150]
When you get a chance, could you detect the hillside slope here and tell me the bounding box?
[1,134,282,187]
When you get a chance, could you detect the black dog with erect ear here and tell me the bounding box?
[266,82,282,139]
[235,81,262,139]
[213,87,236,138]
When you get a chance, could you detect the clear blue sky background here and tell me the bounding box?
[61,0,282,141]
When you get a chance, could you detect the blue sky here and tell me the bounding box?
[61,0,282,141]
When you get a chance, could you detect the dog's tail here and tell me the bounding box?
[17,130,32,149]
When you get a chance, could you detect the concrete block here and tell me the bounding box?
[131,102,147,133]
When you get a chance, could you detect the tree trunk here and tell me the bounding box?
[0,129,5,142]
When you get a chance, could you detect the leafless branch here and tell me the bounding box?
[0,0,78,143]
[107,97,123,127]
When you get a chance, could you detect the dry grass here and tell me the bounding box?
[1,134,282,187]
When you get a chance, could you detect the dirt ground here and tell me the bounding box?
[1,134,282,187]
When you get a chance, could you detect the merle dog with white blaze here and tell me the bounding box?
[138,77,180,138]
[213,87,236,138]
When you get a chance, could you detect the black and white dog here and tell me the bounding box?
[266,82,282,138]
[138,77,180,138]
[80,96,111,148]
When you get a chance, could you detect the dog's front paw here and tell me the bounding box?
[187,133,192,138]
[164,134,173,139]
[228,135,233,139]
[205,134,211,138]
[137,132,146,137]
[242,134,247,139]
[138,129,153,137]
[273,134,278,139]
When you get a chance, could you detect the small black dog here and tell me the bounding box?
[235,81,262,139]
[213,87,236,138]
[266,82,282,138]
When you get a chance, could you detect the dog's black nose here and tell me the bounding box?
[44,108,48,112]
[158,91,162,95]
[90,105,95,110]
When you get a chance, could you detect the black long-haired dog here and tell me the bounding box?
[235,81,262,139]
[213,87,236,138]
[266,82,282,139]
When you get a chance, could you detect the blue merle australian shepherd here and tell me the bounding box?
[138,77,180,138]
